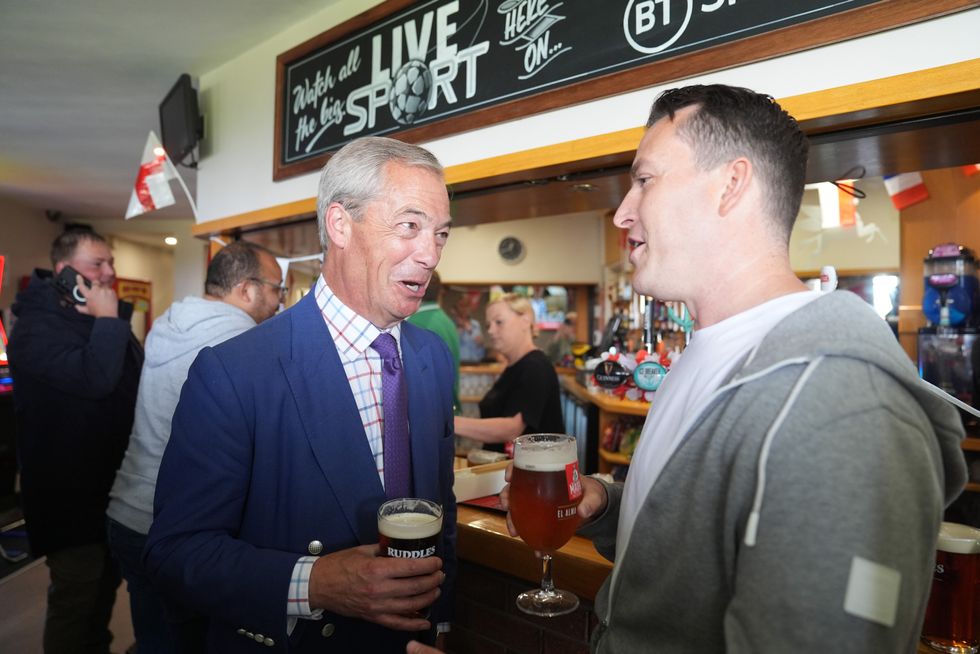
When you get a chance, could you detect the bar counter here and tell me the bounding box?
[456,505,612,600]
[449,504,610,653]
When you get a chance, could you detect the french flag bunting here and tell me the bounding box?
[962,164,980,177]
[883,172,929,211]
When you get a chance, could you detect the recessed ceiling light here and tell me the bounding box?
[164,236,178,245]
[571,183,598,192]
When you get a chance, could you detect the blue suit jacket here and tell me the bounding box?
[145,291,457,653]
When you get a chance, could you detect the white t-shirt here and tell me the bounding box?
[615,291,822,562]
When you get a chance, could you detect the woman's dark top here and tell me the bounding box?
[478,349,564,452]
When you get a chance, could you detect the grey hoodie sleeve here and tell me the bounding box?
[722,356,956,653]
[578,477,624,562]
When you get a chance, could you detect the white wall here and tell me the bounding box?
[109,237,174,323]
[790,179,901,273]
[0,203,191,337]
[0,197,62,311]
[195,7,980,225]
[86,218,208,315]
[438,211,604,284]
[196,0,386,223]
[171,224,208,302]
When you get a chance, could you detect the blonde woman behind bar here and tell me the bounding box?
[454,293,564,451]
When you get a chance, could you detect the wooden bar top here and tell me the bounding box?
[558,375,651,417]
[456,504,612,601]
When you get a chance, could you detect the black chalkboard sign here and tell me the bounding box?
[274,0,896,180]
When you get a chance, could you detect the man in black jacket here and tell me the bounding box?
[8,227,143,654]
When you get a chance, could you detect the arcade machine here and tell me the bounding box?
[918,243,980,407]
[918,243,980,527]
[0,254,14,496]
[0,256,29,563]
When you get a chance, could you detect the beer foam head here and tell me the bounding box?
[937,521,980,554]
[379,511,442,540]
[514,434,577,471]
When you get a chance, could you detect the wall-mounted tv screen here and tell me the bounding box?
[159,73,203,167]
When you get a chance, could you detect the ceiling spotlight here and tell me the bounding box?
[164,236,178,245]
[571,183,598,192]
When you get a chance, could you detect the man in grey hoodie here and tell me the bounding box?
[106,240,284,653]
[499,85,968,654]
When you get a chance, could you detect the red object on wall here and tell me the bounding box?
[0,255,6,346]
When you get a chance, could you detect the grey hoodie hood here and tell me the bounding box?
[143,296,255,368]
[107,296,256,533]
[729,290,966,540]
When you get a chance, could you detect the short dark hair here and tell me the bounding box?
[423,271,442,302]
[648,84,809,241]
[50,226,108,267]
[205,241,275,297]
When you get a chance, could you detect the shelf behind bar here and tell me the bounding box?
[599,448,631,467]
[559,376,651,417]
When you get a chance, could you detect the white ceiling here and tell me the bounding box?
[0,0,344,232]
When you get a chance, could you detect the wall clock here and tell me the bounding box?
[498,236,525,264]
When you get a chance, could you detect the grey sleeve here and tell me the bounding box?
[724,359,946,653]
[577,477,624,562]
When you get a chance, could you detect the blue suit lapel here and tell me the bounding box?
[401,324,443,502]
[279,292,385,543]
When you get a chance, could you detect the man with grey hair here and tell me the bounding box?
[147,136,457,653]
[107,240,284,653]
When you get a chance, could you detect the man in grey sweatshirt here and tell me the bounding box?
[499,85,968,654]
[106,240,284,653]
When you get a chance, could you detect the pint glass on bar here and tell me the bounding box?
[510,433,583,617]
[377,498,443,559]
[921,521,980,654]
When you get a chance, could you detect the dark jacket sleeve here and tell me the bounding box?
[12,312,136,399]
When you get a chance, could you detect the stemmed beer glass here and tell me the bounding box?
[509,433,583,616]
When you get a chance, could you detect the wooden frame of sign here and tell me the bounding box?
[273,0,972,181]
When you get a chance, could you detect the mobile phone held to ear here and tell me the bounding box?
[52,265,92,305]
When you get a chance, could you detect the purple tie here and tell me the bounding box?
[371,332,411,499]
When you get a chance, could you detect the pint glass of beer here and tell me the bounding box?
[377,498,443,559]
[510,433,583,616]
[921,521,980,654]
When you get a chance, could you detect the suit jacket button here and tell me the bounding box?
[236,628,246,635]
[321,623,335,638]
[264,637,275,646]
[254,633,264,641]
[245,631,254,639]
[308,540,323,555]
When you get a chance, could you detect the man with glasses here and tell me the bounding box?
[8,226,143,654]
[106,240,282,653]
[249,274,289,304]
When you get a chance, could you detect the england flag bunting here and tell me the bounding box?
[125,131,177,219]
[882,172,930,211]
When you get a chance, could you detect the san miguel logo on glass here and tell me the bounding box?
[278,0,878,170]
[558,460,582,521]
